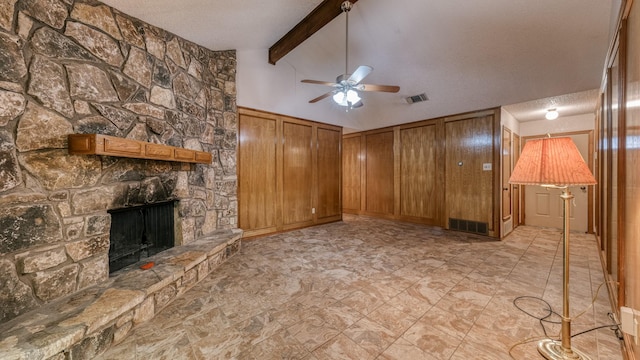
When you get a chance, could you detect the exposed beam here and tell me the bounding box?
[268,0,358,65]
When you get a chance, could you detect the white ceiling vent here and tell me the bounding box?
[406,93,428,104]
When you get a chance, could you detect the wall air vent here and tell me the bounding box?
[406,93,428,104]
[448,218,488,236]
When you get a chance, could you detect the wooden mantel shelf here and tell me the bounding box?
[68,134,212,164]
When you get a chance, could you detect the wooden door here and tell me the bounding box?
[399,124,438,221]
[317,128,341,219]
[342,136,361,212]
[523,133,591,232]
[365,131,394,215]
[445,116,495,228]
[512,133,521,227]
[502,127,512,221]
[238,115,277,232]
[282,122,313,227]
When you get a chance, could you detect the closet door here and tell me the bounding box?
[342,135,362,212]
[445,115,495,233]
[282,121,313,227]
[238,115,277,234]
[365,131,394,215]
[317,128,341,219]
[399,124,438,222]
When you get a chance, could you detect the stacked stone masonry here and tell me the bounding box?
[0,230,242,359]
[0,0,238,324]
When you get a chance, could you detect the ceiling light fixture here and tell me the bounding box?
[301,1,399,110]
[545,109,559,120]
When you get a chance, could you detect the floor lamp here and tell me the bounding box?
[509,137,597,360]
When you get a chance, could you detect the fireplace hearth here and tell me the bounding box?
[108,201,177,273]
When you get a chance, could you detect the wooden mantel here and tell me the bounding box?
[68,134,212,164]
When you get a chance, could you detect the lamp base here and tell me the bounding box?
[537,339,591,360]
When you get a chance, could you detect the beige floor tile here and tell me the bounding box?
[312,333,375,360]
[366,303,417,336]
[402,320,462,358]
[95,217,623,360]
[379,337,438,360]
[342,316,397,356]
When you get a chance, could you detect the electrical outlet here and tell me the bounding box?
[621,306,639,345]
[621,307,636,335]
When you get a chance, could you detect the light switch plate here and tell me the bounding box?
[483,163,492,171]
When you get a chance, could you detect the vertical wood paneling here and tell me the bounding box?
[238,115,277,231]
[365,131,394,214]
[342,136,361,211]
[502,127,512,220]
[317,128,341,218]
[282,122,313,225]
[445,116,494,226]
[513,133,521,227]
[623,5,639,357]
[239,108,342,237]
[400,125,438,219]
[342,110,499,236]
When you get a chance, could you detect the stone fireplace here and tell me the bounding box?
[0,0,238,326]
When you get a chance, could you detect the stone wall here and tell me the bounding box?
[0,0,237,324]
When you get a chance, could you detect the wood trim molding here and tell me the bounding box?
[68,134,212,164]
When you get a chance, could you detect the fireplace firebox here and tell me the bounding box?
[108,200,177,273]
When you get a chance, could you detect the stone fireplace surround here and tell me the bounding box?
[0,229,242,359]
[0,0,240,357]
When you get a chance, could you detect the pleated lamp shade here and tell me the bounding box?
[509,137,597,186]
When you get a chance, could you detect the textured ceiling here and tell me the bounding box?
[100,0,619,130]
[503,89,600,122]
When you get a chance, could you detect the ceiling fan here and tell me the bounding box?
[301,1,400,109]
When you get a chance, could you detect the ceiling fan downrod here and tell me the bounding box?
[341,1,353,77]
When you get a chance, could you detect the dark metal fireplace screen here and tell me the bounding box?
[108,200,176,273]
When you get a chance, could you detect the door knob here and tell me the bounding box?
[503,187,509,191]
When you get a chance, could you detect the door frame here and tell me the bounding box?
[521,130,595,233]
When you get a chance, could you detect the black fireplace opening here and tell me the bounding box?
[108,200,177,274]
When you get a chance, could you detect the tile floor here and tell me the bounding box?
[97,215,623,359]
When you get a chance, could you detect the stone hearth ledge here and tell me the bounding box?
[0,229,242,360]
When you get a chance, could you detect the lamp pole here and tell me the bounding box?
[537,187,590,360]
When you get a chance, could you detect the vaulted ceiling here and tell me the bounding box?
[100,0,619,131]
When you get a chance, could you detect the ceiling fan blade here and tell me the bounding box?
[309,91,334,103]
[358,84,400,93]
[347,65,373,84]
[301,79,338,86]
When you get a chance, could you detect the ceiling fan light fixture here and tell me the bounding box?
[301,0,399,108]
[333,89,360,106]
[346,89,360,103]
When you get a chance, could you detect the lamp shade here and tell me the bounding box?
[509,137,596,186]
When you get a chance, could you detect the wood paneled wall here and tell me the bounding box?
[343,109,501,237]
[445,115,496,228]
[365,131,395,215]
[399,123,439,221]
[238,108,342,237]
[342,136,361,211]
[595,1,640,358]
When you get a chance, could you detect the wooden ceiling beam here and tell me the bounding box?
[268,0,358,65]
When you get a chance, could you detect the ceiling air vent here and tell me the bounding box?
[406,93,428,104]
